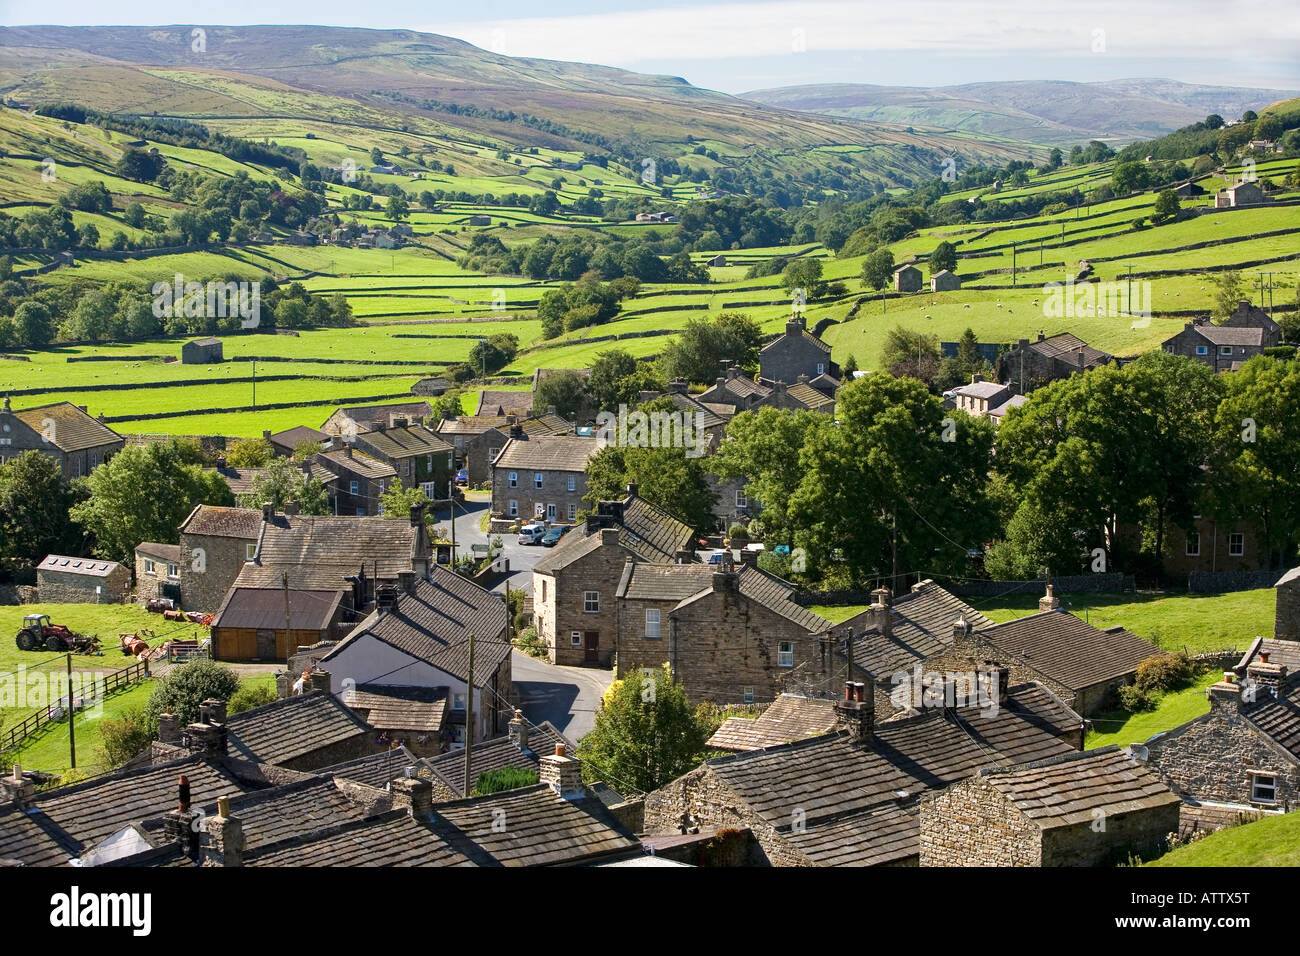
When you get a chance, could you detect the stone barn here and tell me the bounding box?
[1275,566,1300,641]
[37,554,130,603]
[893,264,922,293]
[919,747,1181,867]
[181,337,223,365]
[930,270,960,292]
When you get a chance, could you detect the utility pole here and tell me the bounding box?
[462,632,475,797]
[1126,265,1134,317]
[252,358,256,410]
[66,653,76,769]
[1011,243,1016,287]
[283,571,292,660]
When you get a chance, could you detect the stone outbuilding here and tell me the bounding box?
[1277,566,1300,641]
[930,269,960,292]
[181,337,223,364]
[36,554,130,604]
[893,263,922,293]
[919,747,1181,867]
[134,542,182,603]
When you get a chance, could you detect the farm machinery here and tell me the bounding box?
[14,614,102,654]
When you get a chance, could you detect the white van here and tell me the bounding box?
[517,523,547,545]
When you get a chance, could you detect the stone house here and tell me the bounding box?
[616,556,834,705]
[696,367,808,415]
[181,337,223,364]
[1161,322,1273,373]
[351,421,455,499]
[998,332,1112,395]
[36,554,130,604]
[1149,514,1268,575]
[643,677,1081,866]
[314,566,512,744]
[758,319,837,385]
[312,446,395,516]
[930,269,960,292]
[1277,566,1300,641]
[893,263,922,293]
[321,401,433,438]
[0,398,124,479]
[263,425,329,458]
[531,488,696,667]
[474,390,534,417]
[1214,180,1266,207]
[423,713,572,800]
[134,543,181,603]
[178,505,265,612]
[489,434,599,523]
[436,414,573,487]
[919,747,1181,867]
[948,373,1012,417]
[706,254,727,267]
[339,685,451,758]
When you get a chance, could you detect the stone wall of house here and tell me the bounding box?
[1143,708,1300,808]
[643,766,812,867]
[277,731,377,773]
[180,532,253,612]
[665,580,825,704]
[491,466,587,523]
[920,779,1042,867]
[134,553,180,602]
[922,637,1080,714]
[462,430,506,486]
[535,537,625,667]
[616,594,681,681]
[36,566,131,604]
[1040,806,1181,866]
[1276,579,1300,641]
[760,331,830,385]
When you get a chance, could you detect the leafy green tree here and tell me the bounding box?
[0,451,84,570]
[385,194,409,221]
[860,247,895,290]
[71,439,234,563]
[379,479,436,523]
[576,664,711,792]
[228,680,278,715]
[1153,189,1181,221]
[99,706,154,767]
[1211,270,1244,320]
[239,456,330,515]
[1111,162,1150,195]
[586,349,638,412]
[880,325,942,387]
[929,241,957,275]
[659,312,764,384]
[146,658,241,727]
[13,300,55,347]
[226,437,273,468]
[780,258,826,300]
[534,371,590,420]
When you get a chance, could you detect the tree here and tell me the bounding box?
[0,451,83,570]
[880,325,942,387]
[861,247,895,290]
[226,437,273,468]
[780,258,826,300]
[842,353,859,377]
[238,456,330,515]
[385,194,409,222]
[99,706,154,767]
[380,479,434,522]
[12,300,55,347]
[228,680,277,715]
[146,658,241,727]
[929,241,957,275]
[575,664,711,792]
[467,333,519,376]
[1047,148,1063,170]
[585,439,716,533]
[71,439,234,563]
[586,349,639,412]
[1153,189,1181,222]
[533,371,591,420]
[659,312,764,384]
[1212,270,1244,320]
[1111,162,1150,195]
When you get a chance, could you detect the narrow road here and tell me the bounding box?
[511,650,613,742]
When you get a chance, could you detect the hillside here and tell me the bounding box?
[1145,811,1300,866]
[741,79,1300,148]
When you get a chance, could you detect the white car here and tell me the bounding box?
[517,523,548,545]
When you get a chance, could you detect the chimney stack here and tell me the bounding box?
[1207,672,1243,713]
[398,571,415,594]
[182,721,227,757]
[308,669,332,695]
[738,548,759,569]
[625,482,639,498]
[976,661,1011,707]
[199,698,227,725]
[409,501,426,528]
[870,588,891,638]
[539,743,584,800]
[834,681,873,743]
[1039,584,1061,612]
[1245,650,1288,700]
[158,712,181,744]
[164,775,201,859]
[376,584,399,616]
[390,776,434,819]
[0,764,36,810]
[203,796,245,867]
[508,709,530,752]
[261,502,274,522]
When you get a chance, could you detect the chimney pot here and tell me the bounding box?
[262,502,274,522]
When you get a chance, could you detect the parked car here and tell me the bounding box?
[706,549,730,565]
[455,468,468,486]
[541,526,569,547]
[517,523,548,545]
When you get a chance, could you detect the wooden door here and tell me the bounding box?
[256,629,277,660]
[584,630,600,663]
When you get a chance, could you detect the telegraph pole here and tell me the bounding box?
[1011,243,1017,287]
[252,358,257,410]
[283,571,292,660]
[66,653,76,769]
[462,632,475,796]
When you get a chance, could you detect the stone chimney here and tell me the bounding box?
[668,379,688,395]
[344,445,353,459]
[182,721,227,756]
[1207,672,1243,713]
[738,548,759,569]
[509,423,523,439]
[0,764,36,810]
[539,743,584,800]
[1039,584,1061,612]
[393,417,409,428]
[309,669,332,694]
[1076,348,1085,368]
[870,587,891,638]
[625,482,639,498]
[785,319,803,336]
[199,698,227,725]
[390,776,434,819]
[158,712,181,744]
[674,549,694,564]
[275,673,292,699]
[971,372,983,384]
[164,775,201,859]
[715,376,726,392]
[599,527,621,548]
[952,616,972,641]
[546,405,557,416]
[262,430,272,441]
[834,681,873,743]
[409,501,426,527]
[1245,651,1288,701]
[203,796,245,867]
[215,456,228,470]
[976,661,1011,707]
[712,564,739,593]
[508,709,530,752]
[376,584,399,616]
[261,502,274,522]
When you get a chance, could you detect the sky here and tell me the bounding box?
[1,0,1297,93]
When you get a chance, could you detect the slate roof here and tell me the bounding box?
[235,513,421,590]
[1193,325,1265,347]
[211,466,268,496]
[1237,636,1300,672]
[738,566,832,632]
[989,394,1028,420]
[320,746,421,789]
[759,327,832,355]
[533,495,696,573]
[662,390,727,430]
[11,401,123,453]
[695,682,1078,865]
[475,390,533,417]
[267,425,329,451]
[0,755,261,866]
[952,380,1011,400]
[247,809,473,867]
[708,694,839,751]
[344,685,448,732]
[698,374,771,404]
[1021,332,1111,367]
[850,581,993,678]
[359,425,453,459]
[180,504,264,539]
[424,721,571,798]
[37,554,121,578]
[315,448,396,480]
[321,567,510,683]
[1241,671,1300,759]
[981,610,1159,690]
[213,586,342,632]
[135,542,181,563]
[327,401,432,429]
[491,435,598,472]
[436,416,511,436]
[225,691,372,766]
[972,746,1180,829]
[618,561,718,602]
[788,382,835,410]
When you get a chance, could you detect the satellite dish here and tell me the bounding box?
[1130,744,1149,761]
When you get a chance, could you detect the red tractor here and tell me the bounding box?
[14,614,100,654]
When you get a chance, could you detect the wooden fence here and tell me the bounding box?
[0,659,150,753]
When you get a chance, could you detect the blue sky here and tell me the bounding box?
[2,0,1298,92]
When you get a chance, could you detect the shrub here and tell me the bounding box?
[515,625,548,660]
[1134,651,1197,695]
[100,705,154,767]
[1119,683,1156,713]
[146,658,240,726]
[473,766,539,795]
[228,680,277,715]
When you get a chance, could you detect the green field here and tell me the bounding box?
[2,679,156,777]
[1085,671,1216,748]
[1144,809,1300,866]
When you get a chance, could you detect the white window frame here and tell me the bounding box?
[350,480,359,495]
[1229,533,1245,557]
[645,608,661,639]
[568,503,577,522]
[584,591,600,613]
[743,686,755,705]
[167,563,179,579]
[508,471,518,488]
[245,543,257,561]
[735,490,748,509]
[1195,345,1208,356]
[1219,345,1233,356]
[817,363,825,375]
[508,499,518,517]
[534,471,544,489]
[567,475,576,492]
[571,631,583,647]
[144,559,156,575]
[778,641,794,668]
[452,691,467,711]
[1250,773,1278,804]
[1185,532,1200,557]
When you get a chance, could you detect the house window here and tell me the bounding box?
[1195,345,1208,356]
[1185,532,1200,557]
[454,436,464,450]
[508,500,518,517]
[167,563,179,579]
[1229,533,1245,557]
[1219,345,1233,356]
[488,447,499,461]
[403,459,412,476]
[567,475,576,492]
[735,490,747,509]
[584,591,600,613]
[350,480,359,495]
[744,686,755,705]
[646,608,661,639]
[571,631,583,647]
[144,559,156,575]
[452,691,467,711]
[568,503,576,522]
[356,508,367,516]
[817,363,825,375]
[534,472,544,489]
[246,543,257,561]
[540,580,546,601]
[778,642,794,667]
[1251,773,1278,804]
[508,472,518,488]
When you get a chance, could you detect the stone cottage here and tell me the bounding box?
[178,505,265,613]
[134,542,182,603]
[998,332,1112,395]
[181,337,223,364]
[36,554,130,604]
[758,318,837,385]
[0,398,124,479]
[490,434,599,524]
